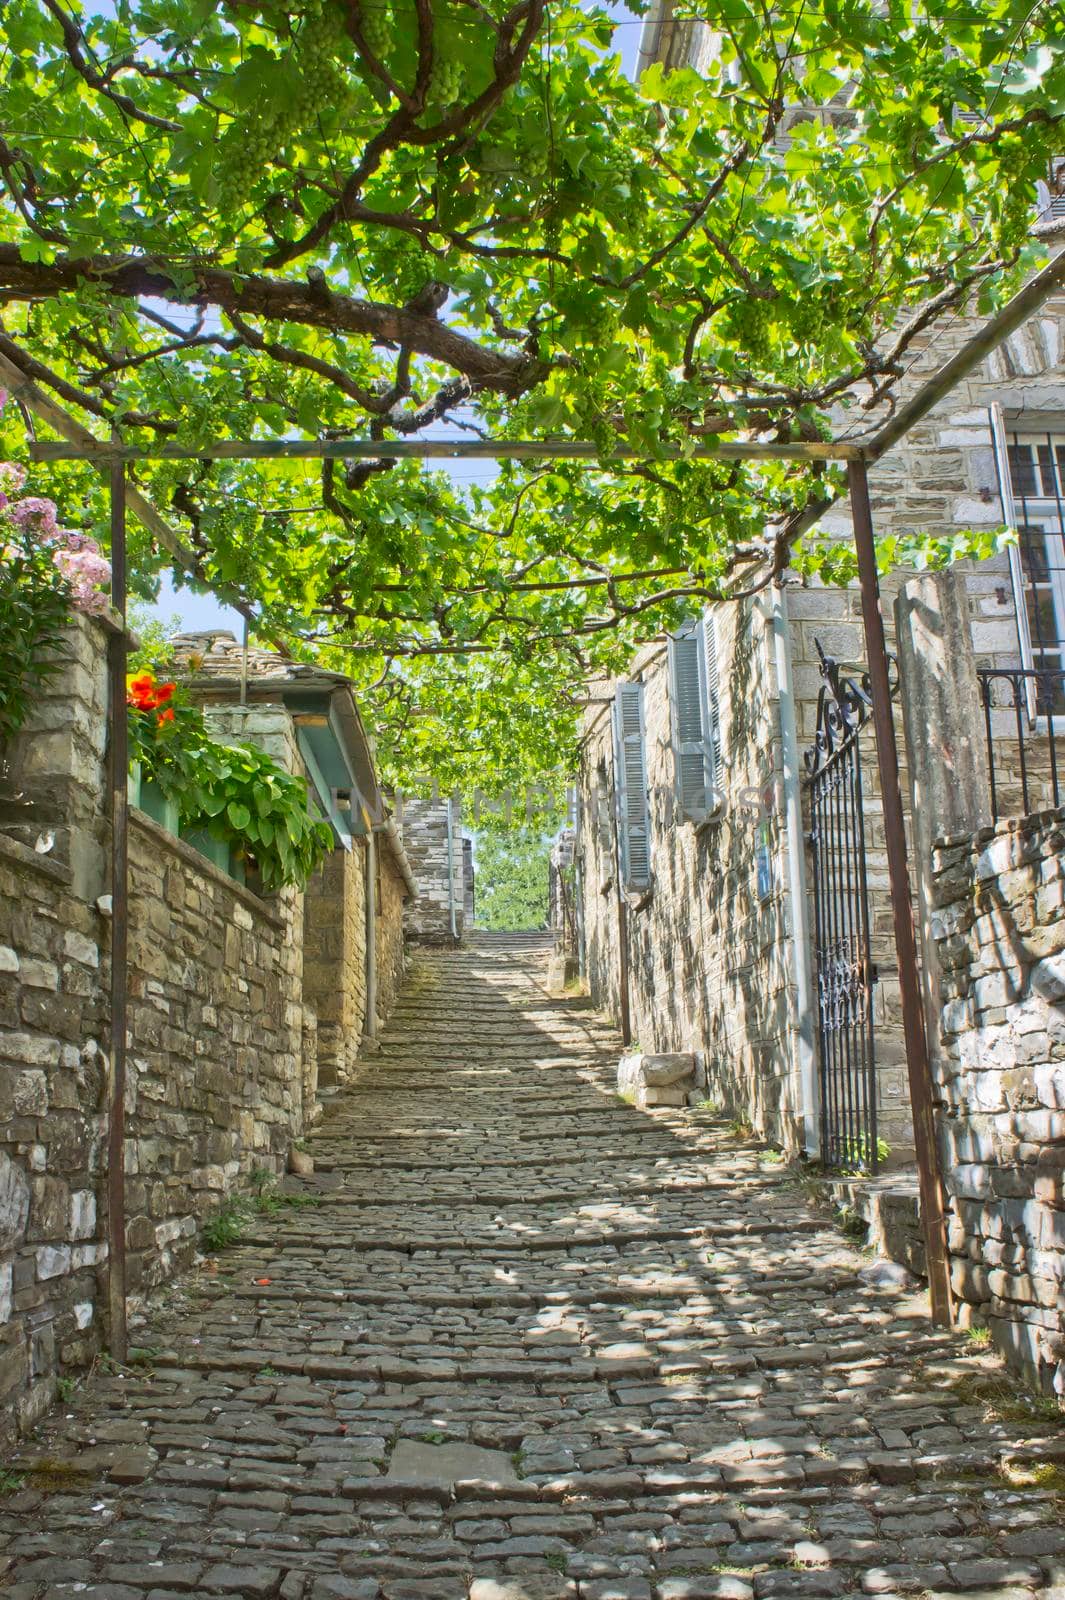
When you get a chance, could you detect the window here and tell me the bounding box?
[612,682,651,891]
[1036,158,1065,226]
[991,410,1065,715]
[667,612,723,822]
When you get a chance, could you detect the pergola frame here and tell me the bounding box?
[17,243,1065,1352]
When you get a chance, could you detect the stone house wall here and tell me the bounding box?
[0,833,108,1441]
[0,612,410,1439]
[577,597,808,1149]
[395,796,465,942]
[932,809,1065,1393]
[303,845,368,1087]
[576,291,1065,1165]
[124,812,307,1298]
[375,844,408,1023]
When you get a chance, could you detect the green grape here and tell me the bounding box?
[361,1,392,55]
[426,53,463,109]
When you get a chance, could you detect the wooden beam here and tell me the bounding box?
[29,435,865,464]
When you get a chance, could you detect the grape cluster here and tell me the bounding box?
[787,292,830,346]
[581,300,619,347]
[215,121,282,208]
[360,0,393,55]
[295,1,352,114]
[729,298,774,364]
[213,0,356,207]
[426,52,464,111]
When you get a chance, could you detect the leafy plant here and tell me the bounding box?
[251,1168,320,1214]
[55,1375,77,1402]
[128,669,334,890]
[473,824,551,931]
[840,1135,892,1172]
[0,1470,26,1497]
[127,601,182,675]
[201,1199,249,1253]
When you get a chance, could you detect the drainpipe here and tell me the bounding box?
[364,831,377,1041]
[770,585,819,1156]
[446,798,458,940]
[376,817,417,899]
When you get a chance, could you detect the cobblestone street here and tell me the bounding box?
[3,936,1064,1600]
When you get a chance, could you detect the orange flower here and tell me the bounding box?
[156,681,176,703]
[156,707,175,724]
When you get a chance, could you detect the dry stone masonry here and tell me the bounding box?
[0,613,410,1441]
[3,935,1063,1599]
[933,807,1065,1393]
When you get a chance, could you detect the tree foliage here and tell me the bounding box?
[474,824,550,929]
[1,0,1063,788]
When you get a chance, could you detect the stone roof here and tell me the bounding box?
[170,630,347,686]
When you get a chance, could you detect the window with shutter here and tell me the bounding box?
[702,610,724,787]
[667,613,724,822]
[612,682,652,890]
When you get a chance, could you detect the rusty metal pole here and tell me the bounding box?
[106,460,129,1361]
[848,458,953,1326]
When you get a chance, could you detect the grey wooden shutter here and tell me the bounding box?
[669,625,710,820]
[613,682,651,890]
[701,610,723,797]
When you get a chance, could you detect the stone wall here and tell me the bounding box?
[577,598,808,1149]
[303,845,367,1086]
[375,844,407,1024]
[395,796,465,942]
[124,812,307,1296]
[0,833,108,1439]
[0,612,409,1439]
[932,809,1065,1393]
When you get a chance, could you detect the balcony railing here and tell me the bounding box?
[977,667,1065,821]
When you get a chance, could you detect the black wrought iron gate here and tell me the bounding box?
[803,641,879,1173]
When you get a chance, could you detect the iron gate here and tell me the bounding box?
[803,641,879,1173]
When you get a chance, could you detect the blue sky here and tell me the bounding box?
[156,0,644,635]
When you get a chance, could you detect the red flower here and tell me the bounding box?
[156,707,175,725]
[156,682,176,703]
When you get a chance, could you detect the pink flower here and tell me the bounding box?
[10,496,58,539]
[52,540,112,613]
[55,529,93,552]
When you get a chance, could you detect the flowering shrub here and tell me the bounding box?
[0,459,112,748]
[127,668,333,891]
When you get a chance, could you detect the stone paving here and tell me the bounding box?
[3,935,1065,1600]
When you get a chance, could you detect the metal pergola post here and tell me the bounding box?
[848,461,953,1323]
[106,461,129,1361]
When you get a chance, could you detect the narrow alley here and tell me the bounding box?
[3,937,1063,1600]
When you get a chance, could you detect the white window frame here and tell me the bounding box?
[990,404,1065,726]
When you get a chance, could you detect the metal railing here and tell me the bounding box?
[977,667,1065,820]
[803,642,880,1175]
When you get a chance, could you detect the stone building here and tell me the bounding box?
[0,618,417,1440]
[171,631,417,1080]
[573,9,1065,1390]
[393,794,470,942]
